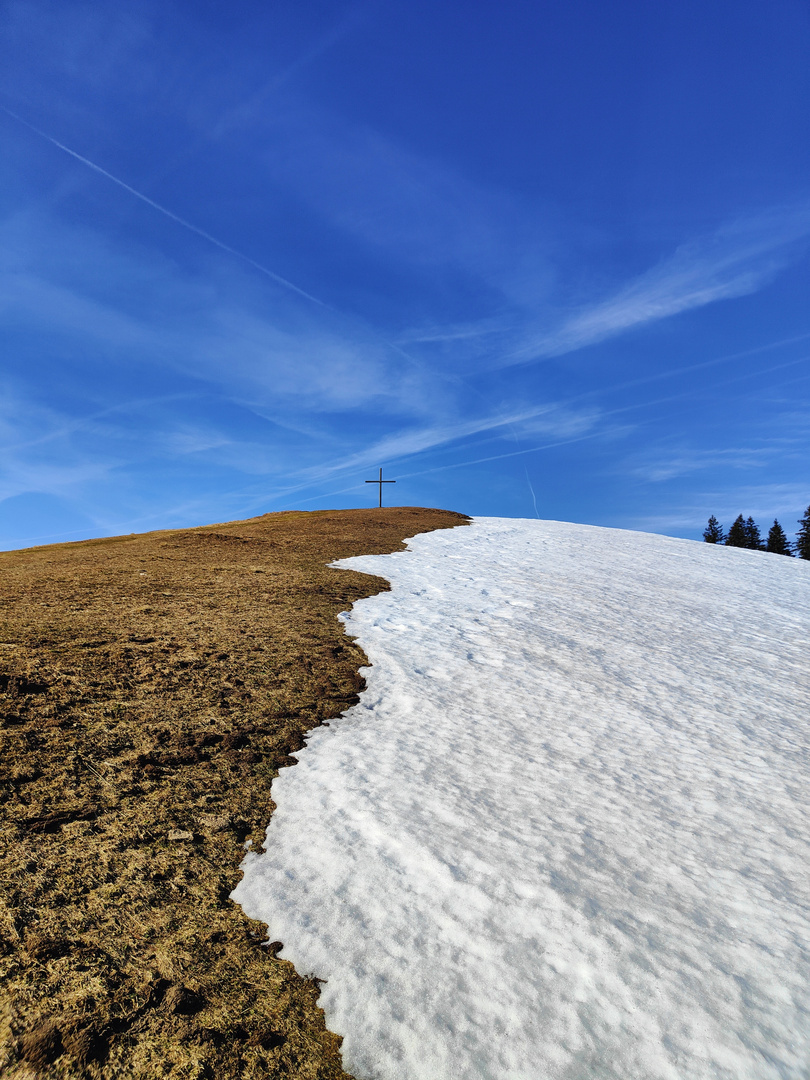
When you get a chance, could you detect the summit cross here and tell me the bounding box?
[365,467,396,508]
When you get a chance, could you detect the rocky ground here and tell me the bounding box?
[0,507,468,1079]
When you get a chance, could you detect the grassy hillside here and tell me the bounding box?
[0,507,468,1079]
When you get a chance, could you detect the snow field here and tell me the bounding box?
[232,518,810,1079]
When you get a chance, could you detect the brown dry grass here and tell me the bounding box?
[0,506,468,1079]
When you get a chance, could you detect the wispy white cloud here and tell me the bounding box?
[498,206,810,367]
[1,210,508,510]
[0,212,438,419]
[3,28,808,539]
[633,483,810,536]
[8,192,805,520]
[256,101,560,316]
[394,425,636,482]
[397,320,509,346]
[240,95,810,374]
[146,7,366,183]
[0,0,152,104]
[297,400,601,481]
[630,447,776,484]
[0,429,121,503]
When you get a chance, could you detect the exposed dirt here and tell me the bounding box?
[0,507,468,1079]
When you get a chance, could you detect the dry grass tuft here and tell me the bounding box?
[0,506,468,1078]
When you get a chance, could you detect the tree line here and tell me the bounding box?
[703,505,810,558]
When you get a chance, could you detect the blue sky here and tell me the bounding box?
[1,0,809,549]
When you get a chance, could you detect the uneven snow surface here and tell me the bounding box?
[232,518,810,1079]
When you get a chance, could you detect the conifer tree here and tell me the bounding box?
[766,520,792,556]
[703,516,724,543]
[796,505,810,560]
[744,516,763,550]
[725,514,747,548]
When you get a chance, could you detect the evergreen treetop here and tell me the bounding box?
[744,516,763,550]
[766,520,793,556]
[725,514,747,548]
[797,505,810,560]
[711,506,809,557]
[703,515,724,543]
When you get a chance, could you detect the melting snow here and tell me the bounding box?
[232,517,810,1079]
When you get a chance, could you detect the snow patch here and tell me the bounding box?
[232,518,810,1079]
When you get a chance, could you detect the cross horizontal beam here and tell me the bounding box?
[366,467,396,508]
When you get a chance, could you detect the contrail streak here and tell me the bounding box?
[403,355,810,478]
[524,465,540,518]
[1,105,325,307]
[243,350,810,507]
[397,429,607,476]
[143,7,363,189]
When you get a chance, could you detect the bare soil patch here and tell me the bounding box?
[0,507,468,1078]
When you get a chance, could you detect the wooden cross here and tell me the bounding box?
[366,467,396,508]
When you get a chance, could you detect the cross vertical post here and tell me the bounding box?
[365,467,396,508]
